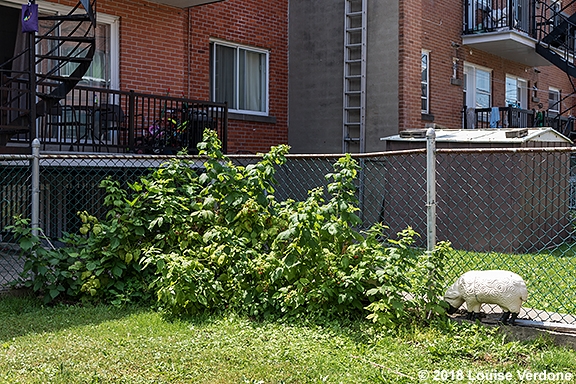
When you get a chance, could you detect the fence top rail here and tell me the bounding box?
[3,146,576,163]
[0,154,33,161]
[435,146,576,155]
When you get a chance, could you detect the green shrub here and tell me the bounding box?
[11,130,450,327]
[9,217,81,304]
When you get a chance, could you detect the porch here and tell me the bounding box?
[1,84,227,155]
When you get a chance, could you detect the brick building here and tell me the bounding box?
[0,0,288,154]
[2,0,575,155]
[288,0,576,153]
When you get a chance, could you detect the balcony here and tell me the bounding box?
[464,106,574,139]
[463,0,551,66]
[1,84,227,155]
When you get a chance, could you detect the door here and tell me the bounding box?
[506,76,528,127]
[513,0,530,32]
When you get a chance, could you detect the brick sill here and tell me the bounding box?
[229,112,277,124]
[421,113,434,122]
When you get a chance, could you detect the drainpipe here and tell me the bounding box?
[187,7,191,97]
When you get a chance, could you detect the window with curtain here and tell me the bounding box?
[211,41,268,115]
[421,51,430,114]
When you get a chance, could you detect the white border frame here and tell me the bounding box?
[210,38,269,116]
[421,50,430,114]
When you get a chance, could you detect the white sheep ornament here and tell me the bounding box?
[444,270,528,325]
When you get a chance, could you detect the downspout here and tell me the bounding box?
[187,7,191,97]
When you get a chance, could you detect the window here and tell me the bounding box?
[464,64,491,109]
[421,51,430,114]
[211,40,269,115]
[505,75,527,109]
[60,23,114,88]
[549,87,561,114]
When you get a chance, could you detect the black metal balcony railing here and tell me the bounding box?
[463,106,574,138]
[464,0,536,36]
[3,84,228,154]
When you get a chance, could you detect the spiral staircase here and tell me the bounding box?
[0,0,96,147]
[535,0,576,138]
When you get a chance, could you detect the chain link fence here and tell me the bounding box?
[1,144,575,324]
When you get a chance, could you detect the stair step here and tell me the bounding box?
[37,35,95,43]
[0,126,28,132]
[542,13,576,44]
[36,55,92,62]
[37,74,85,83]
[37,92,65,100]
[38,14,91,22]
[535,44,576,78]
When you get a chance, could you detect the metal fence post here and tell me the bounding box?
[426,128,436,252]
[31,139,40,238]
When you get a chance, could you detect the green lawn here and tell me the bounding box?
[2,296,576,383]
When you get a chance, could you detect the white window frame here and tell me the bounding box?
[549,87,561,114]
[0,0,119,90]
[464,63,492,110]
[421,50,430,114]
[505,75,527,109]
[210,39,269,116]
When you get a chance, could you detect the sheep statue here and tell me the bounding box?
[444,270,528,325]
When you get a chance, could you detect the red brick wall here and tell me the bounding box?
[419,0,465,130]
[401,0,576,131]
[187,0,289,154]
[102,0,188,96]
[47,0,289,154]
[54,0,188,95]
[398,0,423,131]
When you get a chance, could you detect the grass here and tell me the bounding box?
[2,296,576,383]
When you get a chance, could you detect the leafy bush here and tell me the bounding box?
[9,217,81,304]
[11,130,450,327]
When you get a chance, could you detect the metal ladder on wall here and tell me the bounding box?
[342,0,367,153]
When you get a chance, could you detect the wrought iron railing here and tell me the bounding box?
[463,0,537,36]
[4,84,227,154]
[463,106,574,138]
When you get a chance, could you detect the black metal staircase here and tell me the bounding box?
[0,0,96,147]
[535,0,576,138]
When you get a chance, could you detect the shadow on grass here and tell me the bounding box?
[0,293,147,342]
